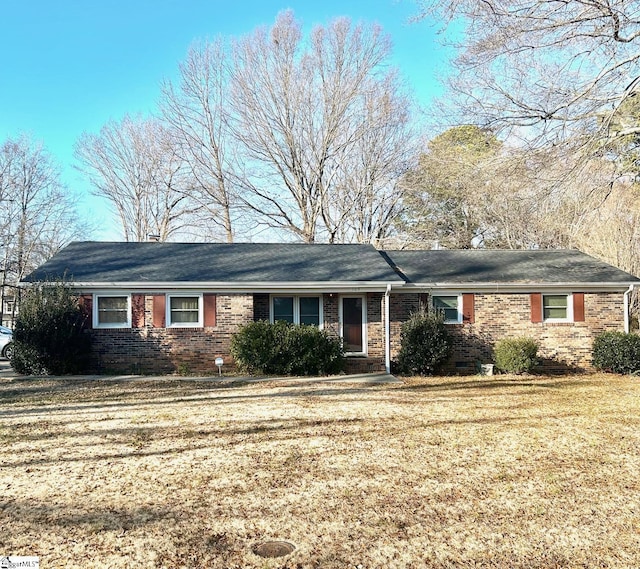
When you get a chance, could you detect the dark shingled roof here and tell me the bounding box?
[23,243,639,287]
[383,249,640,284]
[24,241,403,284]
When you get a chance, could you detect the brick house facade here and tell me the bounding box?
[23,242,640,375]
[388,291,625,373]
[84,293,254,374]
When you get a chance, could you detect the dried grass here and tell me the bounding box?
[1,373,640,568]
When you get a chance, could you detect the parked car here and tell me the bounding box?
[0,326,13,359]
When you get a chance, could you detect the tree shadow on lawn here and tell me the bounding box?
[399,377,595,393]
[3,499,251,564]
[0,383,389,420]
[0,378,228,405]
[1,375,596,425]
[3,417,367,468]
[1,416,365,446]
[4,405,586,470]
[4,442,216,468]
[0,377,593,426]
[2,497,174,532]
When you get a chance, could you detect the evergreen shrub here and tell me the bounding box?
[12,281,91,375]
[396,308,452,375]
[493,337,539,374]
[230,320,344,376]
[592,331,640,374]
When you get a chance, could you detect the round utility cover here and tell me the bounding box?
[252,541,295,558]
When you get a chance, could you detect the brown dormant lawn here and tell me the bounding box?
[1,373,640,568]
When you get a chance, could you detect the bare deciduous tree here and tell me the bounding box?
[0,135,86,324]
[577,181,640,275]
[76,12,416,245]
[417,1,640,147]
[230,11,415,243]
[160,40,236,242]
[321,80,416,245]
[482,146,615,249]
[75,115,197,242]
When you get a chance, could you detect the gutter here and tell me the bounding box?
[55,280,403,293]
[397,282,636,293]
[23,279,635,294]
[385,283,392,374]
[624,284,636,333]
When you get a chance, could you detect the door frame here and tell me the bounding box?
[339,294,367,356]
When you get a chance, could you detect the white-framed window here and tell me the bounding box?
[167,294,203,327]
[432,294,462,324]
[340,295,367,355]
[543,293,573,322]
[93,294,131,328]
[270,295,322,326]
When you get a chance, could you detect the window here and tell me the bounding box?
[167,294,202,327]
[543,294,571,321]
[340,296,366,354]
[299,297,320,326]
[272,296,294,323]
[94,295,130,328]
[271,296,321,326]
[432,295,461,323]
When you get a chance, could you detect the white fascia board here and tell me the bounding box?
[68,281,401,293]
[397,282,637,293]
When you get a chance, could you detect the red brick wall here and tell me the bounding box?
[88,293,253,374]
[322,294,339,337]
[87,289,624,375]
[366,292,384,359]
[389,291,625,373]
[389,293,421,359]
[253,294,269,321]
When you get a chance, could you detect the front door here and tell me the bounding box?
[341,296,365,354]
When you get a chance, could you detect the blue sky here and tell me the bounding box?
[0,0,451,239]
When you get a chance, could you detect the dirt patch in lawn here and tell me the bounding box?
[1,373,639,568]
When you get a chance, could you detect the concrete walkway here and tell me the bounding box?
[0,361,401,384]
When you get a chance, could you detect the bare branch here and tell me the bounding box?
[74,116,199,242]
[228,10,415,242]
[419,0,640,147]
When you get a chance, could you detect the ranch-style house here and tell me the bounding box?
[23,241,640,374]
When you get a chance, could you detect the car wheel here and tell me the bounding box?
[2,342,13,360]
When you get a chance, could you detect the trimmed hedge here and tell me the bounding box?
[592,331,640,374]
[12,281,91,375]
[396,309,452,375]
[230,320,344,376]
[494,337,539,374]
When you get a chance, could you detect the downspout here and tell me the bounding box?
[385,284,392,374]
[624,284,635,333]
